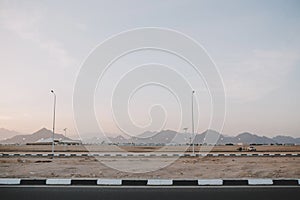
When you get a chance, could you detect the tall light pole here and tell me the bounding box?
[51,90,56,156]
[191,90,195,154]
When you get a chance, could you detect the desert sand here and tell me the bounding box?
[0,156,299,179]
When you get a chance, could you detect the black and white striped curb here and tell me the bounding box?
[0,178,299,186]
[0,153,299,157]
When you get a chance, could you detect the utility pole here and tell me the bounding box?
[191,90,195,154]
[51,90,56,156]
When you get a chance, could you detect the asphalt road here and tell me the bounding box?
[1,186,299,200]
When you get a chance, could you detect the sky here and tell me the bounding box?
[0,0,300,138]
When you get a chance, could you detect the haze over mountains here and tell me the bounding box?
[1,128,299,145]
[0,128,21,140]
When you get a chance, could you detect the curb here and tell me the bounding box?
[0,153,299,157]
[0,178,299,186]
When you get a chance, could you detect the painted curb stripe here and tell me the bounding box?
[122,180,147,185]
[173,180,198,186]
[248,179,273,185]
[71,180,97,185]
[97,179,122,185]
[20,179,46,185]
[273,180,299,185]
[147,179,173,185]
[0,178,21,184]
[223,180,248,185]
[198,179,223,185]
[46,179,71,185]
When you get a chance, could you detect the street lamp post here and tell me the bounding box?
[191,90,195,154]
[51,90,56,156]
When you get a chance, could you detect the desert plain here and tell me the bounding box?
[0,145,299,179]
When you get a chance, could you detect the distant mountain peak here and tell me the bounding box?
[238,132,254,136]
[0,128,72,144]
[35,127,51,132]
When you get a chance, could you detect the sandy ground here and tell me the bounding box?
[1,156,299,179]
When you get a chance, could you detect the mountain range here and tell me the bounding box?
[0,128,71,144]
[1,128,299,145]
[82,129,300,145]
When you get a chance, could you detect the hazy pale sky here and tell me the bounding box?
[0,0,300,138]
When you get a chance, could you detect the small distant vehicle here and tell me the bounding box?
[247,146,256,151]
[237,147,243,151]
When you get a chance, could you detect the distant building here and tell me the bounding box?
[26,138,82,145]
